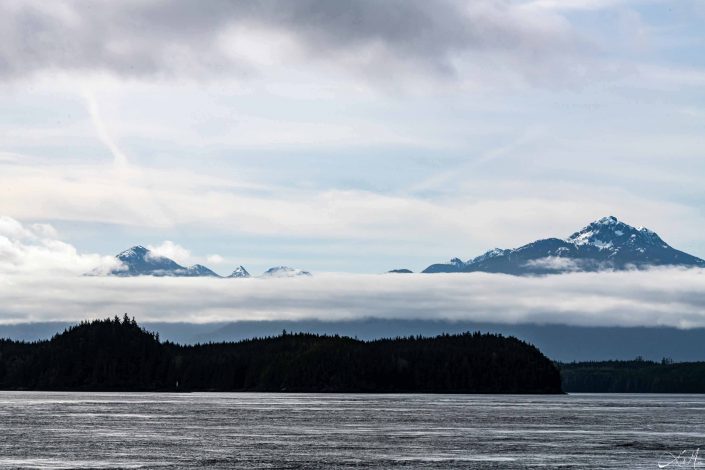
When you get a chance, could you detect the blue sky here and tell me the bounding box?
[0,0,704,276]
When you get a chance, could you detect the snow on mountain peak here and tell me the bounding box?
[117,245,149,259]
[183,264,220,277]
[261,266,312,278]
[110,245,311,279]
[567,216,642,249]
[470,248,508,264]
[229,266,251,278]
[561,216,674,253]
[596,216,619,225]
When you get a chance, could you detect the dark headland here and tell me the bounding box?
[0,316,561,394]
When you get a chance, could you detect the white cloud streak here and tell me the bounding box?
[83,89,129,168]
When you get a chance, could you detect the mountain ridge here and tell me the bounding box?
[423,216,705,275]
[108,246,310,278]
[105,216,704,278]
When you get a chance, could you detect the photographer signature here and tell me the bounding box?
[659,449,705,468]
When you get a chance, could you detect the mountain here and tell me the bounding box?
[183,264,221,277]
[423,216,705,275]
[260,266,312,278]
[108,246,310,279]
[110,246,220,277]
[388,269,413,274]
[228,266,251,278]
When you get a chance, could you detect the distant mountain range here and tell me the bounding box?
[108,246,310,278]
[423,216,705,275]
[105,217,704,278]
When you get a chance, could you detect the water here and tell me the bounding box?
[0,393,704,469]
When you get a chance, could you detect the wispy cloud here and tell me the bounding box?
[83,89,129,168]
[0,162,702,254]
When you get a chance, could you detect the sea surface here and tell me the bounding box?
[0,392,703,469]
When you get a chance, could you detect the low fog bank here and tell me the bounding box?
[1,269,705,328]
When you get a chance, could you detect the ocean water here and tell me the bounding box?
[0,393,703,469]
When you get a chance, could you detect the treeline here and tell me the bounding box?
[560,360,705,393]
[0,316,562,393]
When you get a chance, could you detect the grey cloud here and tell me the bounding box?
[0,0,586,81]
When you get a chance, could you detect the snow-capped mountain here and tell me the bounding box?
[109,246,220,277]
[228,266,251,278]
[423,216,705,275]
[260,266,312,278]
[183,264,221,277]
[107,246,311,279]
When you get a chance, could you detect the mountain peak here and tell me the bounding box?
[117,245,150,259]
[112,245,220,277]
[595,215,619,225]
[423,216,705,275]
[261,266,312,278]
[470,248,508,264]
[567,216,668,250]
[184,264,220,277]
[112,245,184,276]
[228,266,251,278]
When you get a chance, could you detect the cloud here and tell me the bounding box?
[207,254,225,265]
[523,256,586,272]
[0,216,119,275]
[146,241,192,266]
[83,89,129,168]
[521,0,627,11]
[0,0,588,86]
[0,268,704,328]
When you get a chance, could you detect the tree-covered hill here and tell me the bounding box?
[0,316,561,393]
[560,359,705,393]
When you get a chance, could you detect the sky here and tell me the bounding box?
[1,0,705,325]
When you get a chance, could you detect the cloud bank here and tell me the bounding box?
[1,269,704,328]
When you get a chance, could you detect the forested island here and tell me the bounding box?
[560,360,705,393]
[0,316,561,394]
